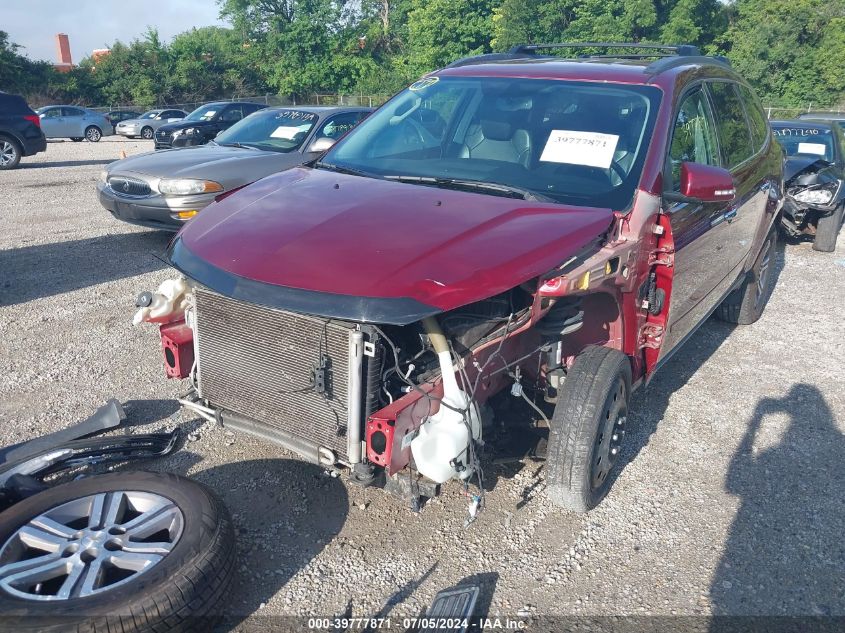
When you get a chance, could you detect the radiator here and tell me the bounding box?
[194,288,376,464]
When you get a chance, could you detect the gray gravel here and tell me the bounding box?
[1,138,844,624]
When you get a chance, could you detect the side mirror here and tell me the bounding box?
[665,162,735,203]
[307,137,336,153]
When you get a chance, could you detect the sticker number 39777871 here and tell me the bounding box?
[540,130,620,169]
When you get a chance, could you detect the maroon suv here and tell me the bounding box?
[140,43,783,513]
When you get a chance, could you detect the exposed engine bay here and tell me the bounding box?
[780,157,843,238]
[134,272,602,521]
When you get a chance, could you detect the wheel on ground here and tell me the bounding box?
[813,204,844,252]
[546,345,632,513]
[140,127,154,140]
[0,471,235,633]
[84,126,102,143]
[0,136,21,170]
[716,224,778,324]
[70,137,83,142]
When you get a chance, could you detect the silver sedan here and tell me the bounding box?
[98,106,371,230]
[114,109,188,140]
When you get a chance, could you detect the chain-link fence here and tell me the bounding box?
[88,93,391,114]
[763,105,845,120]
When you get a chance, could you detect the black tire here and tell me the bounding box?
[140,127,154,140]
[813,204,844,252]
[84,126,102,143]
[546,345,632,513]
[0,471,235,633]
[716,224,778,325]
[71,137,84,142]
[0,135,22,170]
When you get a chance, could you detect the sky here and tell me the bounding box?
[1,0,229,62]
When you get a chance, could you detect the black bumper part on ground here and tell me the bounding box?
[0,399,181,511]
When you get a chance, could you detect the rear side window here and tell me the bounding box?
[0,94,32,115]
[708,82,755,169]
[63,107,84,117]
[738,85,768,151]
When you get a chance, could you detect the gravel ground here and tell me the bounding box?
[1,138,844,628]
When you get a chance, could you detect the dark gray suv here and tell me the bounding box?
[0,92,47,170]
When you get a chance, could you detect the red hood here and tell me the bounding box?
[174,167,613,319]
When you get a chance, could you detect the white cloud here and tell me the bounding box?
[3,0,229,62]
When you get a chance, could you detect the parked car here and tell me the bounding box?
[0,92,46,169]
[98,106,371,230]
[154,101,267,149]
[35,105,112,142]
[771,120,845,252]
[105,109,142,133]
[115,109,188,140]
[138,43,783,515]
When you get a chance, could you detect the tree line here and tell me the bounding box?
[2,0,844,109]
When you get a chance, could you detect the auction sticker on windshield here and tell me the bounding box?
[797,142,827,155]
[270,126,306,139]
[540,130,619,169]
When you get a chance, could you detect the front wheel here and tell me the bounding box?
[0,136,22,170]
[0,471,235,633]
[84,126,102,142]
[71,137,83,142]
[813,204,844,252]
[546,345,632,513]
[140,127,154,140]
[716,224,778,324]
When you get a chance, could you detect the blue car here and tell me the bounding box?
[36,106,112,142]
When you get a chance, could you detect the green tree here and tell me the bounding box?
[492,0,726,53]
[719,0,845,107]
[401,0,495,78]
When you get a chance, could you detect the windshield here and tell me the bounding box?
[214,109,318,152]
[139,111,160,120]
[185,105,222,122]
[772,125,835,161]
[324,77,661,208]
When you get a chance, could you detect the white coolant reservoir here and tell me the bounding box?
[410,335,482,484]
[132,277,190,325]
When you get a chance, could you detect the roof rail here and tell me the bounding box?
[509,42,702,57]
[445,52,535,68]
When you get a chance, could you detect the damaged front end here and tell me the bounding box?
[781,157,843,238]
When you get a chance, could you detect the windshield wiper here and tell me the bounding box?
[384,175,552,202]
[315,162,378,179]
[219,142,260,150]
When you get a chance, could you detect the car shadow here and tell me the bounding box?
[613,235,788,490]
[709,384,845,620]
[0,231,171,306]
[21,159,116,169]
[177,459,350,629]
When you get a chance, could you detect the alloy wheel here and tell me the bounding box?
[0,491,183,601]
[86,128,101,142]
[0,141,18,166]
[141,128,153,139]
